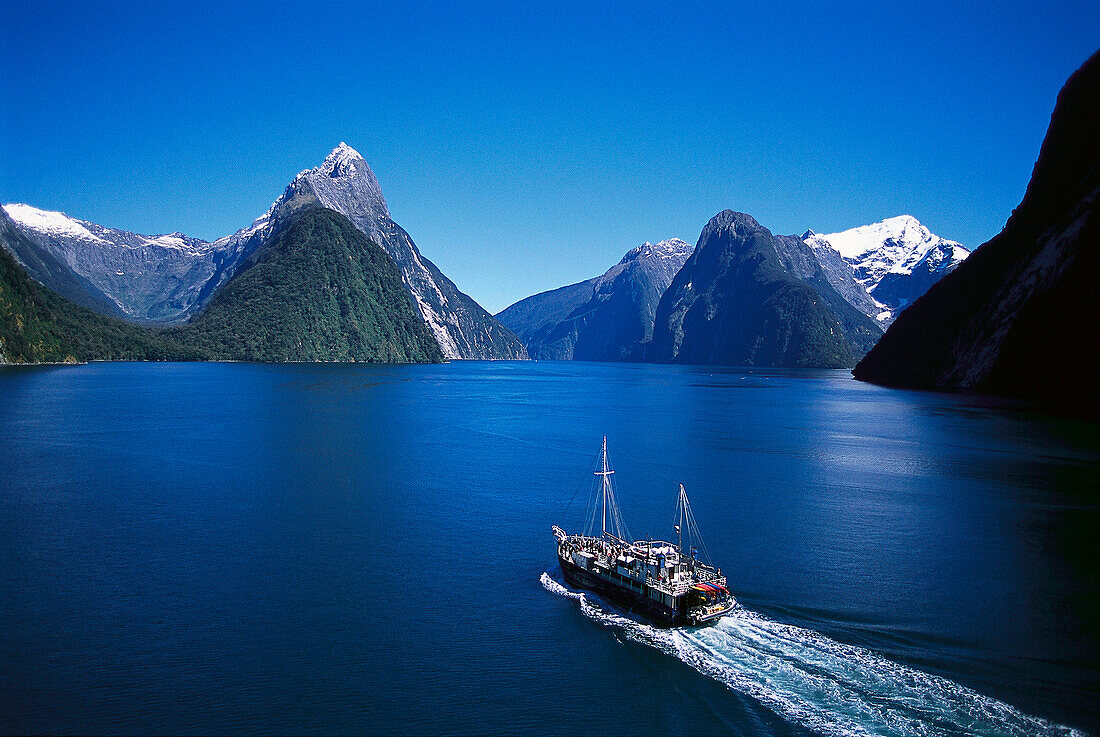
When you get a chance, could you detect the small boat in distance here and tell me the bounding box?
[552,437,736,627]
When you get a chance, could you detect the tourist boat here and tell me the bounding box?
[552,437,736,627]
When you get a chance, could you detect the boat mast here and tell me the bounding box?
[594,435,614,536]
[676,483,712,566]
[677,484,685,554]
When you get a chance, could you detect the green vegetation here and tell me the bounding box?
[754,283,858,368]
[0,239,199,363]
[1,206,443,365]
[170,207,443,363]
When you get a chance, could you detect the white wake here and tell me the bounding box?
[540,572,1084,737]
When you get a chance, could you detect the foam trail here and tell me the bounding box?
[540,573,1085,737]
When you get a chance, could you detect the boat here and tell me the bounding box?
[552,437,736,626]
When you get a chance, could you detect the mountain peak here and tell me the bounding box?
[816,215,958,260]
[278,142,389,221]
[316,141,368,179]
[700,210,765,243]
[620,238,692,265]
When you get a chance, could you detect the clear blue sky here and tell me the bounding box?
[2,1,1097,313]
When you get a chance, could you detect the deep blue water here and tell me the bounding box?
[1,361,1097,736]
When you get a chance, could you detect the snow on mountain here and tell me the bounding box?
[4,203,105,243]
[594,238,693,292]
[620,238,694,263]
[4,204,215,255]
[814,215,968,285]
[2,203,225,322]
[804,216,969,324]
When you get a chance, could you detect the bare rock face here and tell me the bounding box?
[2,203,229,323]
[853,50,1100,414]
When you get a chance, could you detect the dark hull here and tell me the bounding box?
[558,555,686,627]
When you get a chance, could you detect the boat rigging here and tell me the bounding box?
[552,436,736,627]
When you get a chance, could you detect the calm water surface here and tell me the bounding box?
[1,361,1097,736]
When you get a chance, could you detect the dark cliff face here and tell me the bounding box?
[853,50,1100,413]
[495,279,598,360]
[496,239,693,361]
[649,211,882,368]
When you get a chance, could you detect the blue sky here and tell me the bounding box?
[2,1,1097,313]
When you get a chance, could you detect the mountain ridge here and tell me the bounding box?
[0,204,202,363]
[497,238,692,361]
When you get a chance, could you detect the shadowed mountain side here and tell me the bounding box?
[496,279,598,360]
[853,49,1100,414]
[650,211,882,368]
[497,239,693,361]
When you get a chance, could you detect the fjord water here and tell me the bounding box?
[1,362,1096,736]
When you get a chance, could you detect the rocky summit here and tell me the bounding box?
[265,144,527,360]
[650,210,883,368]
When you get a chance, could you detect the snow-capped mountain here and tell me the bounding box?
[497,238,693,360]
[260,143,527,360]
[2,203,223,323]
[803,216,969,324]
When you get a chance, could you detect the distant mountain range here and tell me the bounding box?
[854,49,1100,414]
[497,214,966,367]
[3,203,222,322]
[496,239,693,360]
[2,144,526,360]
[2,139,998,372]
[6,47,1093,409]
